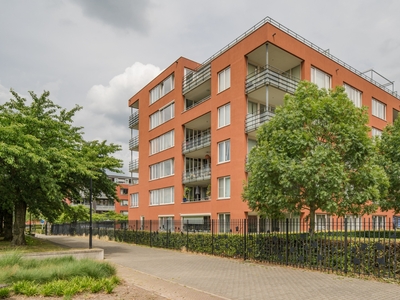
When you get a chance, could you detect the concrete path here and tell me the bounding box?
[38,235,400,300]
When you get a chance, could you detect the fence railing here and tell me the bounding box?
[51,217,400,280]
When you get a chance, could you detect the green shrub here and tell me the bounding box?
[0,287,10,299]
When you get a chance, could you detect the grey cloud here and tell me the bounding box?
[72,0,150,33]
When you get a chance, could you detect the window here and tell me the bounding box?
[120,188,128,195]
[373,215,386,230]
[150,74,174,104]
[150,187,174,205]
[372,127,382,137]
[120,200,128,206]
[158,216,174,231]
[218,176,230,198]
[316,214,329,231]
[346,215,361,230]
[218,140,230,163]
[218,103,231,128]
[311,67,331,89]
[130,193,139,208]
[149,102,175,129]
[344,84,362,108]
[372,98,386,120]
[218,67,230,92]
[150,130,174,155]
[219,213,231,233]
[150,158,174,180]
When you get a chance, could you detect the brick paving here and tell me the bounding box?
[38,235,400,300]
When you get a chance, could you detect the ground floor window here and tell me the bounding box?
[182,216,210,232]
[158,216,174,231]
[218,213,231,233]
[372,215,386,230]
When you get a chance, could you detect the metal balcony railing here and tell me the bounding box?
[245,109,276,133]
[182,167,211,184]
[129,111,139,128]
[182,129,211,154]
[245,65,300,94]
[129,135,139,150]
[129,159,139,172]
[184,95,211,111]
[96,205,115,211]
[182,64,211,94]
[183,196,211,203]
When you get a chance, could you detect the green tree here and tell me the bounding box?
[377,118,400,214]
[0,90,122,245]
[55,205,90,224]
[242,81,387,231]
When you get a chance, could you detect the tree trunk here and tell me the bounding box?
[0,209,3,236]
[3,209,13,241]
[11,201,27,246]
[309,208,316,235]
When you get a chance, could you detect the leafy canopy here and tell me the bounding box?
[242,81,387,223]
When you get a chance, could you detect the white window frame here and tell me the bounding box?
[371,127,382,137]
[315,214,331,231]
[150,187,174,206]
[149,102,175,130]
[158,216,174,231]
[218,213,231,233]
[218,176,230,199]
[150,130,174,155]
[311,67,331,89]
[218,67,231,93]
[372,98,386,120]
[372,215,386,230]
[218,140,230,163]
[150,74,174,105]
[150,158,174,180]
[344,83,362,108]
[130,193,139,208]
[120,200,128,206]
[218,103,231,128]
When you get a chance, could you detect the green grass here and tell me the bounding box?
[0,253,120,298]
[0,235,67,253]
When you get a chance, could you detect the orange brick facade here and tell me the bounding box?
[127,17,398,226]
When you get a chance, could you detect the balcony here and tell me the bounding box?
[129,135,139,150]
[183,196,210,203]
[96,205,115,212]
[129,159,139,172]
[183,167,211,184]
[129,111,139,129]
[183,64,211,94]
[182,129,211,154]
[185,94,211,111]
[245,109,275,133]
[245,65,299,95]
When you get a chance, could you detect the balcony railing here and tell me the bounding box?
[245,109,276,133]
[245,65,300,94]
[182,129,211,154]
[183,196,211,203]
[129,111,139,128]
[182,63,211,94]
[96,205,115,211]
[184,94,211,112]
[129,135,139,150]
[129,159,139,172]
[183,167,211,184]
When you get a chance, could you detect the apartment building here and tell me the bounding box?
[127,16,399,229]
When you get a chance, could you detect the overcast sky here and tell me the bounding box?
[1,0,399,175]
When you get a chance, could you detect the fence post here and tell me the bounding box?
[244,219,247,261]
[186,220,189,251]
[344,217,348,274]
[150,220,152,248]
[211,219,214,255]
[286,218,289,266]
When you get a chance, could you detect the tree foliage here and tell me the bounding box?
[377,118,400,213]
[0,90,123,245]
[242,81,388,229]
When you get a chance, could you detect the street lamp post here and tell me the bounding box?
[89,177,93,249]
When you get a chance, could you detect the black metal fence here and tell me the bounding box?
[51,217,400,280]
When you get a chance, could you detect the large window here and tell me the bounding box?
[344,84,362,108]
[218,140,230,163]
[373,215,386,230]
[150,130,174,155]
[372,127,382,137]
[150,158,174,180]
[158,216,174,231]
[120,188,128,195]
[311,67,331,89]
[372,98,386,120]
[150,74,174,104]
[219,213,231,233]
[218,176,230,199]
[218,67,230,93]
[149,102,175,129]
[218,103,231,128]
[130,193,139,208]
[150,187,174,205]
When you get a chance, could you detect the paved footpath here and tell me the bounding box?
[38,235,400,300]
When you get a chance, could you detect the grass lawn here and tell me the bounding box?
[0,236,120,299]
